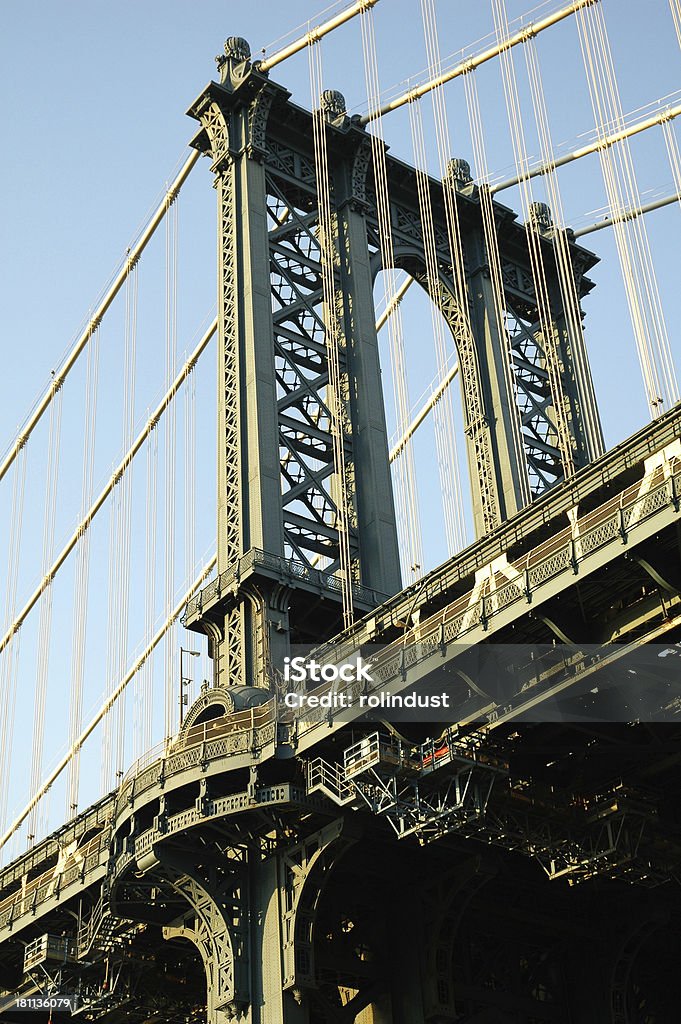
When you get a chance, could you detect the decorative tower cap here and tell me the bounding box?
[529,201,553,233]
[216,37,252,86]
[321,90,348,126]
[447,157,472,184]
[224,36,251,62]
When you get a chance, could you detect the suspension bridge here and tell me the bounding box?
[2,0,681,1020]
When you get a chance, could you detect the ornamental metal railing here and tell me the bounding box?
[182,547,387,623]
[295,460,681,742]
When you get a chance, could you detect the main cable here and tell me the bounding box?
[0,319,216,659]
[0,557,218,853]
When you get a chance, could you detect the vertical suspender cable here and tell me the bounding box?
[578,8,661,413]
[407,97,466,552]
[0,323,216,660]
[309,38,355,629]
[66,327,100,815]
[164,199,179,739]
[0,447,27,853]
[27,386,63,842]
[360,4,424,582]
[576,2,678,416]
[523,36,604,459]
[464,71,532,505]
[102,468,119,791]
[590,7,678,410]
[491,0,576,478]
[183,351,197,688]
[141,428,159,758]
[421,0,529,523]
[0,557,218,853]
[670,0,681,50]
[0,151,199,486]
[662,119,681,211]
[115,264,139,778]
[101,266,139,793]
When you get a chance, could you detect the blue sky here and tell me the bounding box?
[1,0,679,857]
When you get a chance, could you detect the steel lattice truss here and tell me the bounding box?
[363,198,503,535]
[502,252,595,500]
[363,175,599,524]
[266,166,358,574]
[506,304,565,497]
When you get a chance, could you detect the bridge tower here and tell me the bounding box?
[0,37,616,1024]
[145,40,607,1021]
[4,33,681,1024]
[183,37,603,697]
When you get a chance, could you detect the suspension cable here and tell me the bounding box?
[492,100,681,194]
[574,190,681,235]
[258,0,380,71]
[0,557,218,853]
[0,0,392,489]
[375,276,414,331]
[390,362,459,462]
[0,152,199,485]
[0,319,216,659]
[360,0,599,125]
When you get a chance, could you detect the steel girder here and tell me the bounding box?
[502,249,603,499]
[266,173,358,574]
[363,169,602,532]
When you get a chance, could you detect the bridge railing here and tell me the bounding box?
[114,700,278,817]
[0,829,110,935]
[3,454,676,932]
[0,704,281,934]
[118,702,276,786]
[294,458,681,742]
[182,548,386,623]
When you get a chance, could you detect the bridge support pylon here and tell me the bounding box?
[183,34,605,691]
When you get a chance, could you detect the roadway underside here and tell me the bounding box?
[1,762,681,1023]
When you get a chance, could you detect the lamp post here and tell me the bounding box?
[179,647,200,726]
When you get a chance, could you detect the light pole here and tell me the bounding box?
[179,647,200,726]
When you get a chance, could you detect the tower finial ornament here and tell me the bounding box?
[216,36,252,86]
[446,157,475,196]
[321,90,348,127]
[529,200,553,235]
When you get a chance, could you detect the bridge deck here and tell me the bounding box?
[1,404,680,946]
